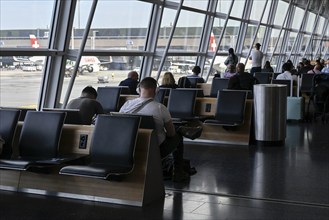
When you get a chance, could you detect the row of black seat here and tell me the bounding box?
[0,110,142,180]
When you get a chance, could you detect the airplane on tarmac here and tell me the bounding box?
[0,35,105,73]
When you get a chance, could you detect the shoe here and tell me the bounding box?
[172,169,190,182]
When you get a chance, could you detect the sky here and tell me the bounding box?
[0,0,227,30]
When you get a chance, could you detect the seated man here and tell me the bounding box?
[187,65,205,83]
[228,63,258,90]
[119,71,139,95]
[119,77,189,182]
[66,86,104,125]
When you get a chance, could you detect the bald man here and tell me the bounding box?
[119,71,139,95]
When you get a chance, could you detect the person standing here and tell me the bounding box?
[249,43,264,75]
[224,48,238,68]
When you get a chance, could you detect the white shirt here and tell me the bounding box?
[250,50,263,67]
[119,97,172,145]
[321,65,329,74]
[276,71,297,81]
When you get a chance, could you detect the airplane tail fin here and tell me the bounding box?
[210,32,217,52]
[29,34,40,48]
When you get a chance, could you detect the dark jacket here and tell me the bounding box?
[119,78,139,95]
[228,72,258,90]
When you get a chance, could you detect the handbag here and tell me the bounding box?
[177,120,203,140]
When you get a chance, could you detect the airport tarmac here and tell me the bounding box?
[0,69,142,107]
[0,68,213,107]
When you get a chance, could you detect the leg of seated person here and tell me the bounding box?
[160,134,188,182]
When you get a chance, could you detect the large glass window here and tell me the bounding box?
[292,7,304,30]
[305,12,316,33]
[250,0,267,22]
[0,0,54,107]
[273,1,288,26]
[183,0,208,11]
[230,0,245,18]
[216,0,233,14]
[80,0,152,51]
[316,17,325,35]
[0,56,45,107]
[0,0,54,48]
[220,20,241,51]
[169,10,205,52]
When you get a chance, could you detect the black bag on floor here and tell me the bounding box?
[177,120,203,140]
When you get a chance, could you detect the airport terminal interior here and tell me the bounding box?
[0,0,329,219]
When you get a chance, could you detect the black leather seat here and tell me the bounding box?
[272,72,280,80]
[96,87,122,113]
[300,74,314,94]
[167,89,197,120]
[110,112,155,129]
[271,79,292,96]
[204,90,247,127]
[60,115,141,179]
[254,72,271,84]
[0,111,78,170]
[210,78,229,97]
[155,88,171,104]
[0,107,35,121]
[43,108,82,124]
[0,109,21,159]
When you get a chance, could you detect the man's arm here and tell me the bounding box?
[164,120,176,137]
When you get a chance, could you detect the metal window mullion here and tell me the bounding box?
[39,0,76,109]
[197,0,218,78]
[314,16,329,58]
[235,0,251,54]
[261,0,277,56]
[269,0,293,62]
[302,0,323,59]
[205,0,234,82]
[287,0,310,60]
[155,0,184,81]
[277,2,295,68]
[141,2,163,79]
[62,0,98,108]
[243,0,269,66]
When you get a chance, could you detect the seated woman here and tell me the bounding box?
[262,61,274,73]
[223,64,236,78]
[160,71,178,89]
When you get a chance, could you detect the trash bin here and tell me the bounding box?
[254,84,287,146]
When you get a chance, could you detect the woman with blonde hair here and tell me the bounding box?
[161,71,178,89]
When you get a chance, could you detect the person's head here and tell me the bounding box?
[139,77,157,98]
[236,63,245,74]
[227,64,236,73]
[255,43,261,50]
[81,86,98,99]
[228,48,234,55]
[297,62,304,69]
[192,66,201,75]
[264,61,271,68]
[128,71,139,81]
[162,72,175,86]
[282,62,292,72]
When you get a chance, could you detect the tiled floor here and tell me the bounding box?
[1,121,329,219]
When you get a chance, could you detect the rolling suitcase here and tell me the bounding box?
[287,76,304,120]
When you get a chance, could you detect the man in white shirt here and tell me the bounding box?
[249,43,264,75]
[277,62,297,82]
[321,59,329,74]
[120,77,189,182]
